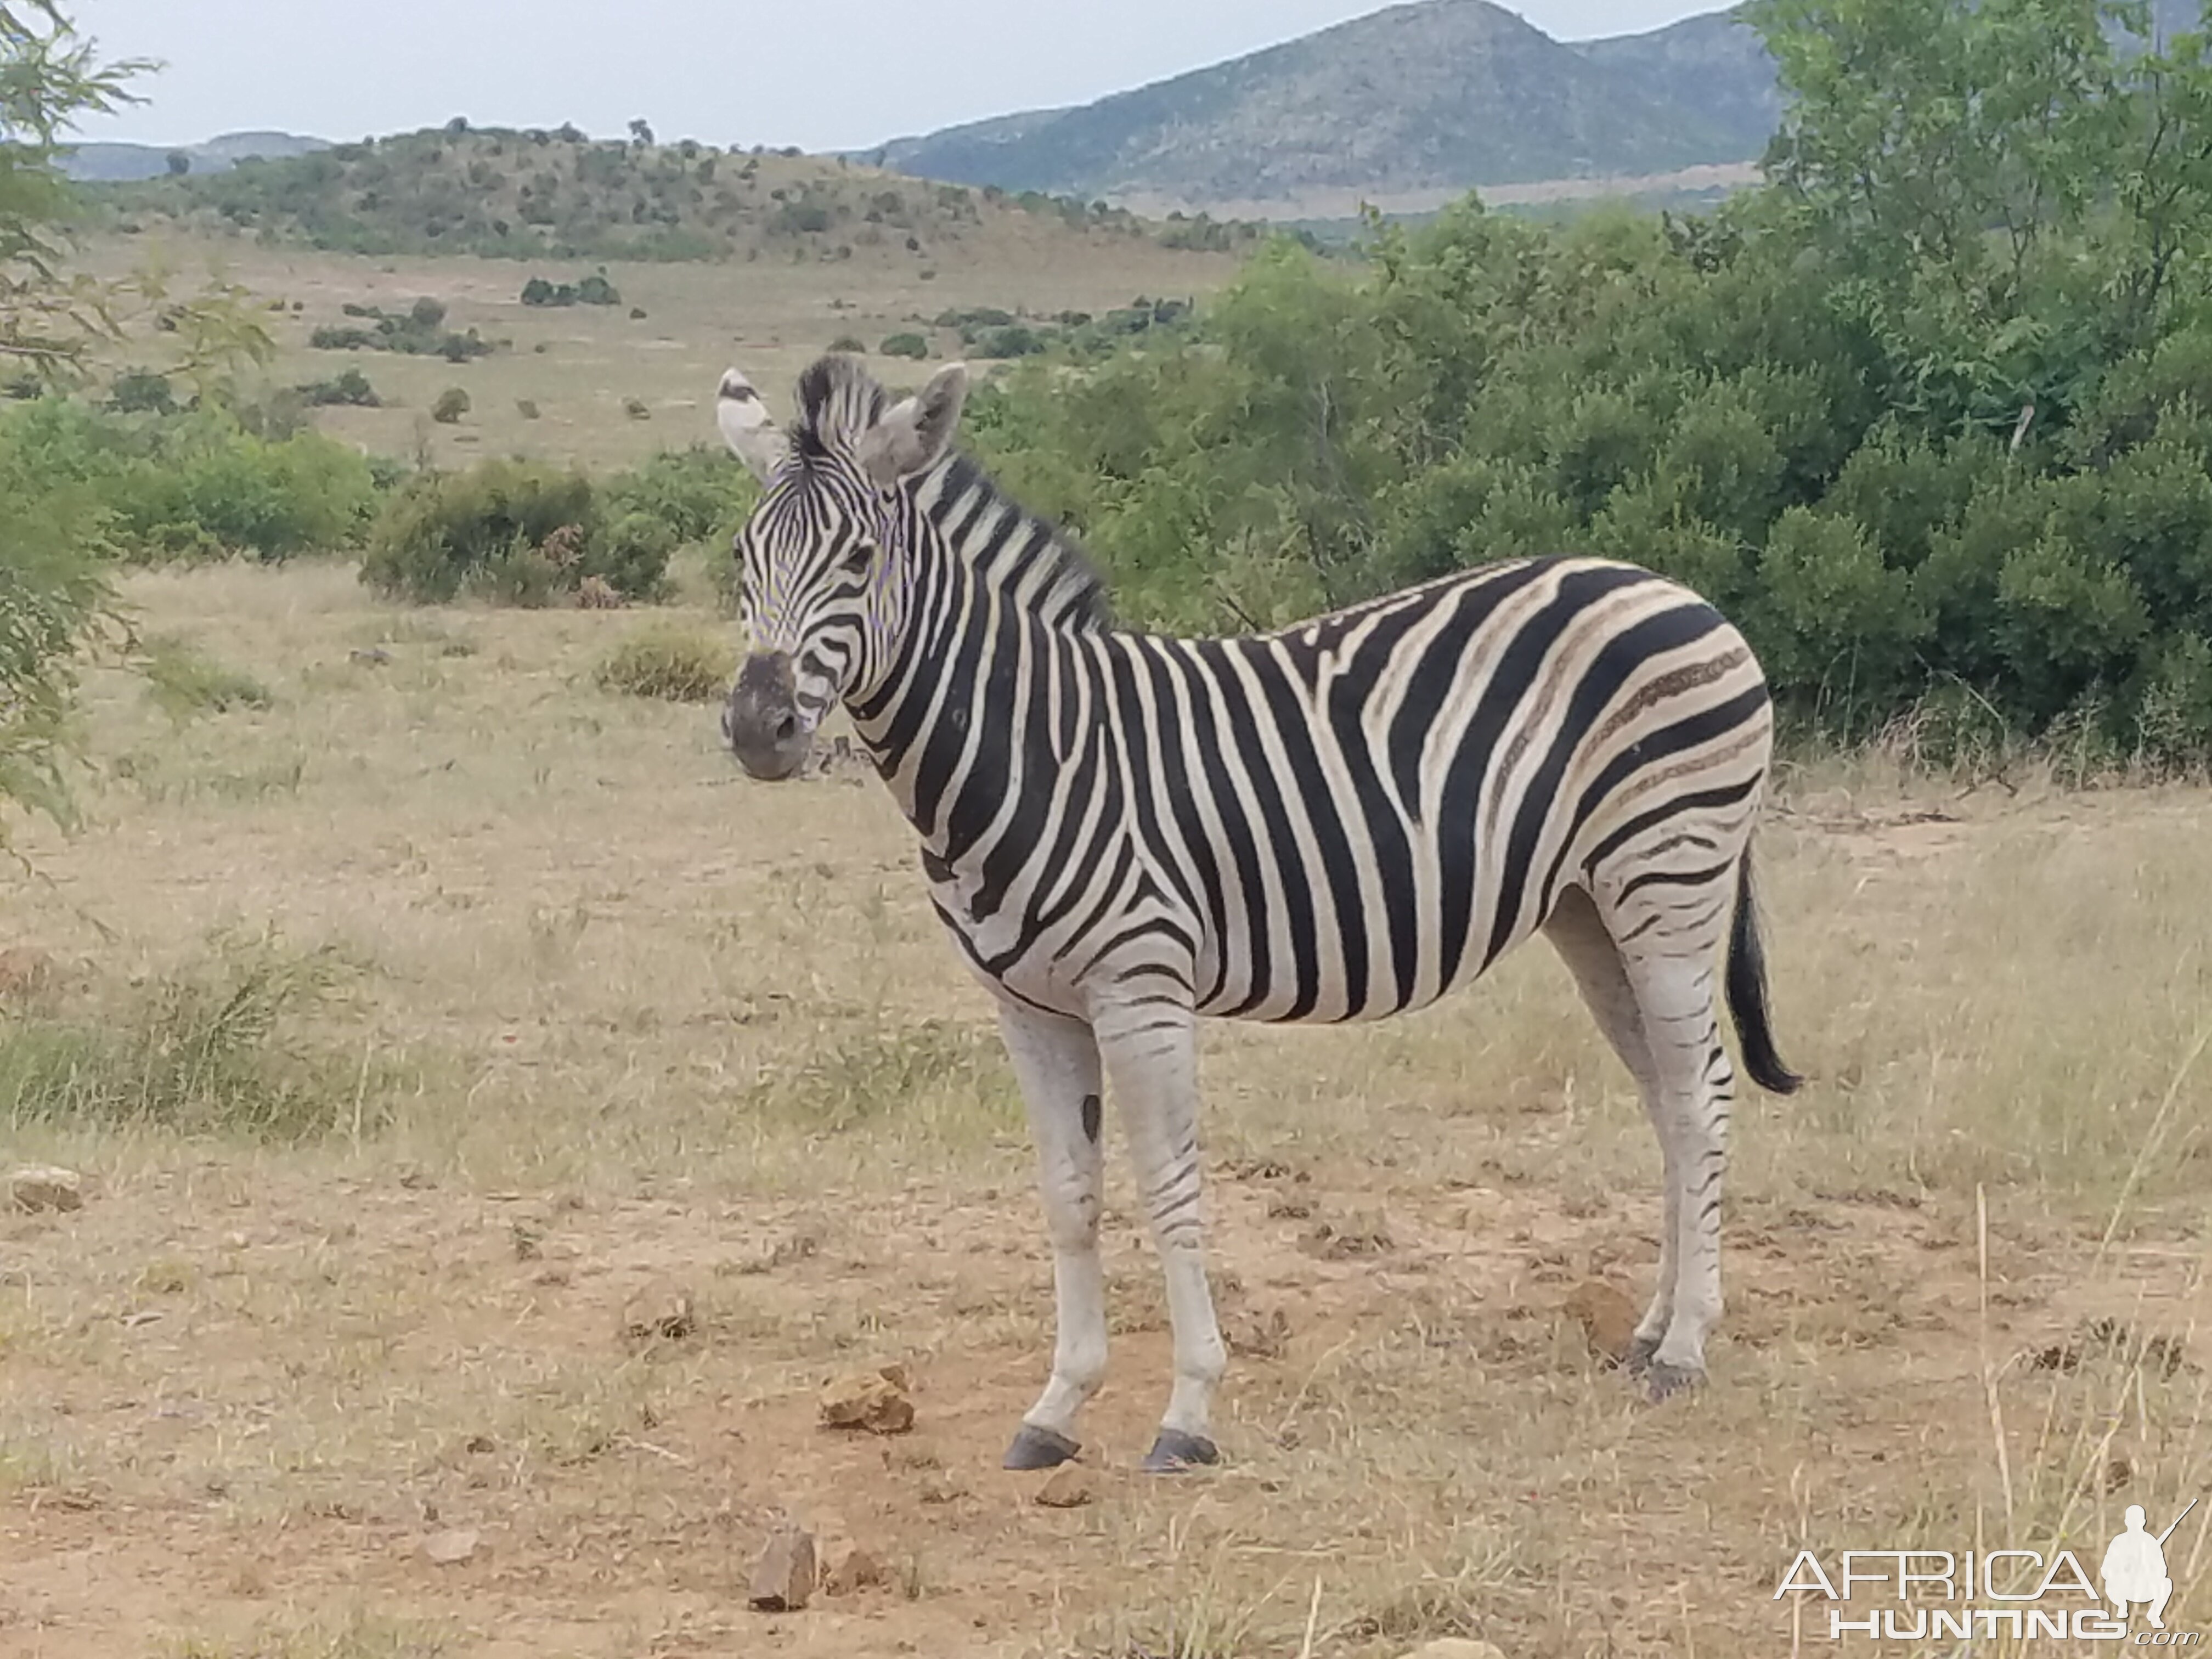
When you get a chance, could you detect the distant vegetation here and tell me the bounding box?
[961,0,2212,770]
[308,295,492,362]
[86,125,1275,263]
[520,272,622,307]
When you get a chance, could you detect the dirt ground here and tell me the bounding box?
[3,561,2210,1658]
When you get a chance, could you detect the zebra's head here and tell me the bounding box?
[714,355,969,781]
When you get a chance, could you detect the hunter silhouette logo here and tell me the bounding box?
[2103,1501,2193,1630]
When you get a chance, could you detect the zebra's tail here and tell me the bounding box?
[1726,847,1803,1096]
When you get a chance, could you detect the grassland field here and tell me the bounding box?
[3,228,2211,1659]
[71,223,1244,472]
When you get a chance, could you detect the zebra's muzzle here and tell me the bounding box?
[722,650,813,782]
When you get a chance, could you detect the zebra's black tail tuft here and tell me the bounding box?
[1726,847,1803,1096]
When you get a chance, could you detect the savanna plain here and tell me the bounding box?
[5,236,2212,1659]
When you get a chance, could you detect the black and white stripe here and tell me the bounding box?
[717,355,1800,1474]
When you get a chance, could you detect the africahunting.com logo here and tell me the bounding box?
[1776,1502,2201,1644]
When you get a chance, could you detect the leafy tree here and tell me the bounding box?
[163,147,187,175]
[1,1,141,841]
[628,117,653,147]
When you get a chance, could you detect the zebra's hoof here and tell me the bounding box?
[1002,1423,1082,1470]
[1623,1334,1660,1376]
[1141,1430,1220,1473]
[1641,1359,1705,1403]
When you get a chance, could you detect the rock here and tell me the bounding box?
[8,1165,84,1213]
[348,646,393,666]
[748,1527,817,1612]
[819,1365,914,1435]
[821,1539,887,1595]
[618,1281,697,1348]
[1035,1465,1096,1508]
[1394,1641,1507,1659]
[420,1527,480,1565]
[1564,1279,1639,1367]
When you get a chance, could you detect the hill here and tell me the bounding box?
[58,129,330,183]
[87,124,1273,265]
[862,0,1764,211]
[862,0,2212,212]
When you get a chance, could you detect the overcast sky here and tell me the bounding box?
[65,0,1731,155]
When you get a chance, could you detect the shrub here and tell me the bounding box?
[0,398,380,562]
[432,388,471,424]
[828,334,867,354]
[516,398,541,419]
[107,368,177,414]
[360,458,675,606]
[594,623,735,702]
[967,324,1045,359]
[623,396,651,420]
[297,367,380,407]
[880,332,929,359]
[601,443,757,544]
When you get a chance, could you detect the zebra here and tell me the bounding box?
[713,353,1801,1475]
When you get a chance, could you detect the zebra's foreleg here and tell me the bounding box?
[1092,997,1227,1472]
[996,1001,1109,1471]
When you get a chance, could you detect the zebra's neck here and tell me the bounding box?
[847,453,1109,837]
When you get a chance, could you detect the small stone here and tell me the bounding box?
[821,1539,887,1595]
[748,1527,816,1612]
[349,646,393,665]
[619,1281,697,1347]
[1394,1641,1507,1659]
[421,1527,479,1565]
[1035,1465,1096,1508]
[8,1165,84,1213]
[819,1367,914,1435]
[1564,1279,1639,1367]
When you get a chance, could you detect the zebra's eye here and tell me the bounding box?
[843,539,876,574]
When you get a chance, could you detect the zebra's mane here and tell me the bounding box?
[792,354,1113,634]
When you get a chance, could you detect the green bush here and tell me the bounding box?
[601,443,757,545]
[359,457,675,606]
[965,197,2212,764]
[432,387,470,424]
[297,367,380,407]
[0,398,380,562]
[880,331,929,359]
[106,367,177,414]
[594,623,735,702]
[827,333,867,354]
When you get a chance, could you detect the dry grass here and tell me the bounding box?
[70,228,1244,473]
[2,561,2210,1657]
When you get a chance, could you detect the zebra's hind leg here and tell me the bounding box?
[1091,997,1227,1473]
[1543,887,1677,1379]
[996,1001,1109,1470]
[1607,885,1740,1403]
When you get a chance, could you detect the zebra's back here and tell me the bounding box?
[1080,555,1775,1025]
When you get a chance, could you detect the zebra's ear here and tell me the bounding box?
[716,368,788,485]
[857,362,969,489]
